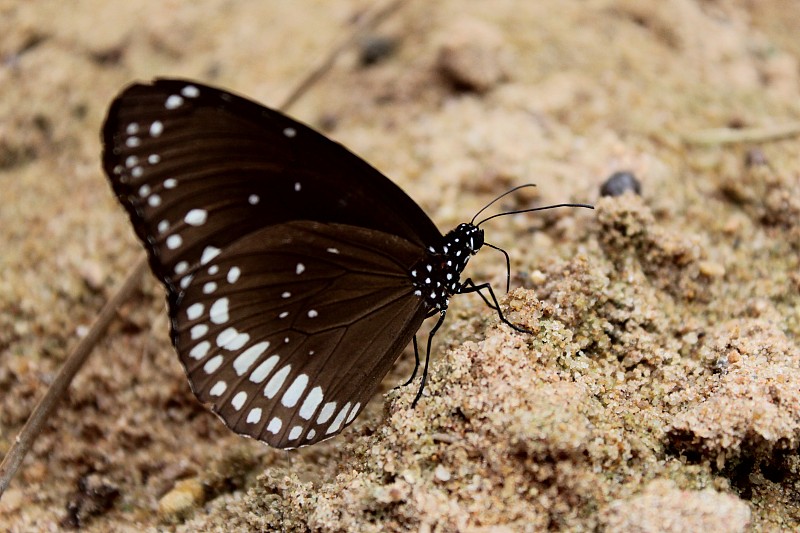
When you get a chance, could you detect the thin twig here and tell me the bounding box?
[279,0,405,111]
[0,0,407,500]
[683,122,800,146]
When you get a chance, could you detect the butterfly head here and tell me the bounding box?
[456,223,484,255]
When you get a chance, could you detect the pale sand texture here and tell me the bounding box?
[1,0,798,531]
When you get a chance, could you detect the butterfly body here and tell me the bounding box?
[411,223,484,312]
[103,79,488,448]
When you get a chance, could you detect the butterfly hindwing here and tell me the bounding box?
[171,221,428,448]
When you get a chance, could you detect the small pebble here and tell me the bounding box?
[63,474,120,528]
[698,260,725,278]
[158,478,206,523]
[600,171,642,197]
[713,354,729,373]
[434,464,451,482]
[437,19,508,93]
[359,35,397,67]
[529,270,547,285]
[744,148,768,167]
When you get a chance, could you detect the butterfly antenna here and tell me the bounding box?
[475,203,594,227]
[470,184,538,225]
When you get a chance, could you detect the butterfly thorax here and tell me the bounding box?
[410,223,484,311]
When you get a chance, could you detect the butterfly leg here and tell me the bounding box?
[401,307,442,388]
[402,335,421,387]
[411,310,447,407]
[459,279,532,334]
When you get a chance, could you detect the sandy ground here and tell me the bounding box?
[1,0,799,531]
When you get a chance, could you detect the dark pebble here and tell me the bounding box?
[600,171,642,197]
[359,35,397,67]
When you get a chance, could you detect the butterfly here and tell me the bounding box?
[102,79,591,449]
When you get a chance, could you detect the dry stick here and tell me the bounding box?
[280,0,404,112]
[683,122,800,146]
[0,0,406,499]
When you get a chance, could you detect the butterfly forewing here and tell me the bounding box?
[102,79,440,294]
[173,221,428,447]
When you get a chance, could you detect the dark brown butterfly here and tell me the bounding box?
[102,79,591,448]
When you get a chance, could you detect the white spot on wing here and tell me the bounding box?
[289,426,303,440]
[204,354,223,374]
[307,429,316,440]
[264,365,291,398]
[299,387,323,420]
[209,380,227,396]
[150,121,163,137]
[158,220,169,234]
[126,136,140,148]
[227,267,240,284]
[267,417,282,434]
[317,402,337,424]
[166,234,182,249]
[249,355,279,383]
[200,246,221,265]
[190,324,208,340]
[281,291,291,299]
[181,85,200,98]
[126,123,139,135]
[307,310,318,318]
[326,248,340,254]
[296,263,305,275]
[138,185,151,197]
[209,298,229,324]
[165,94,184,109]
[246,407,262,424]
[149,154,161,165]
[231,391,247,411]
[189,341,210,360]
[248,194,260,205]
[284,127,296,138]
[186,303,204,320]
[281,374,309,407]
[203,282,217,294]
[174,261,188,274]
[216,327,237,348]
[346,402,361,425]
[326,402,351,434]
[234,341,269,375]
[185,209,208,226]
[227,333,249,351]
[148,194,162,207]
